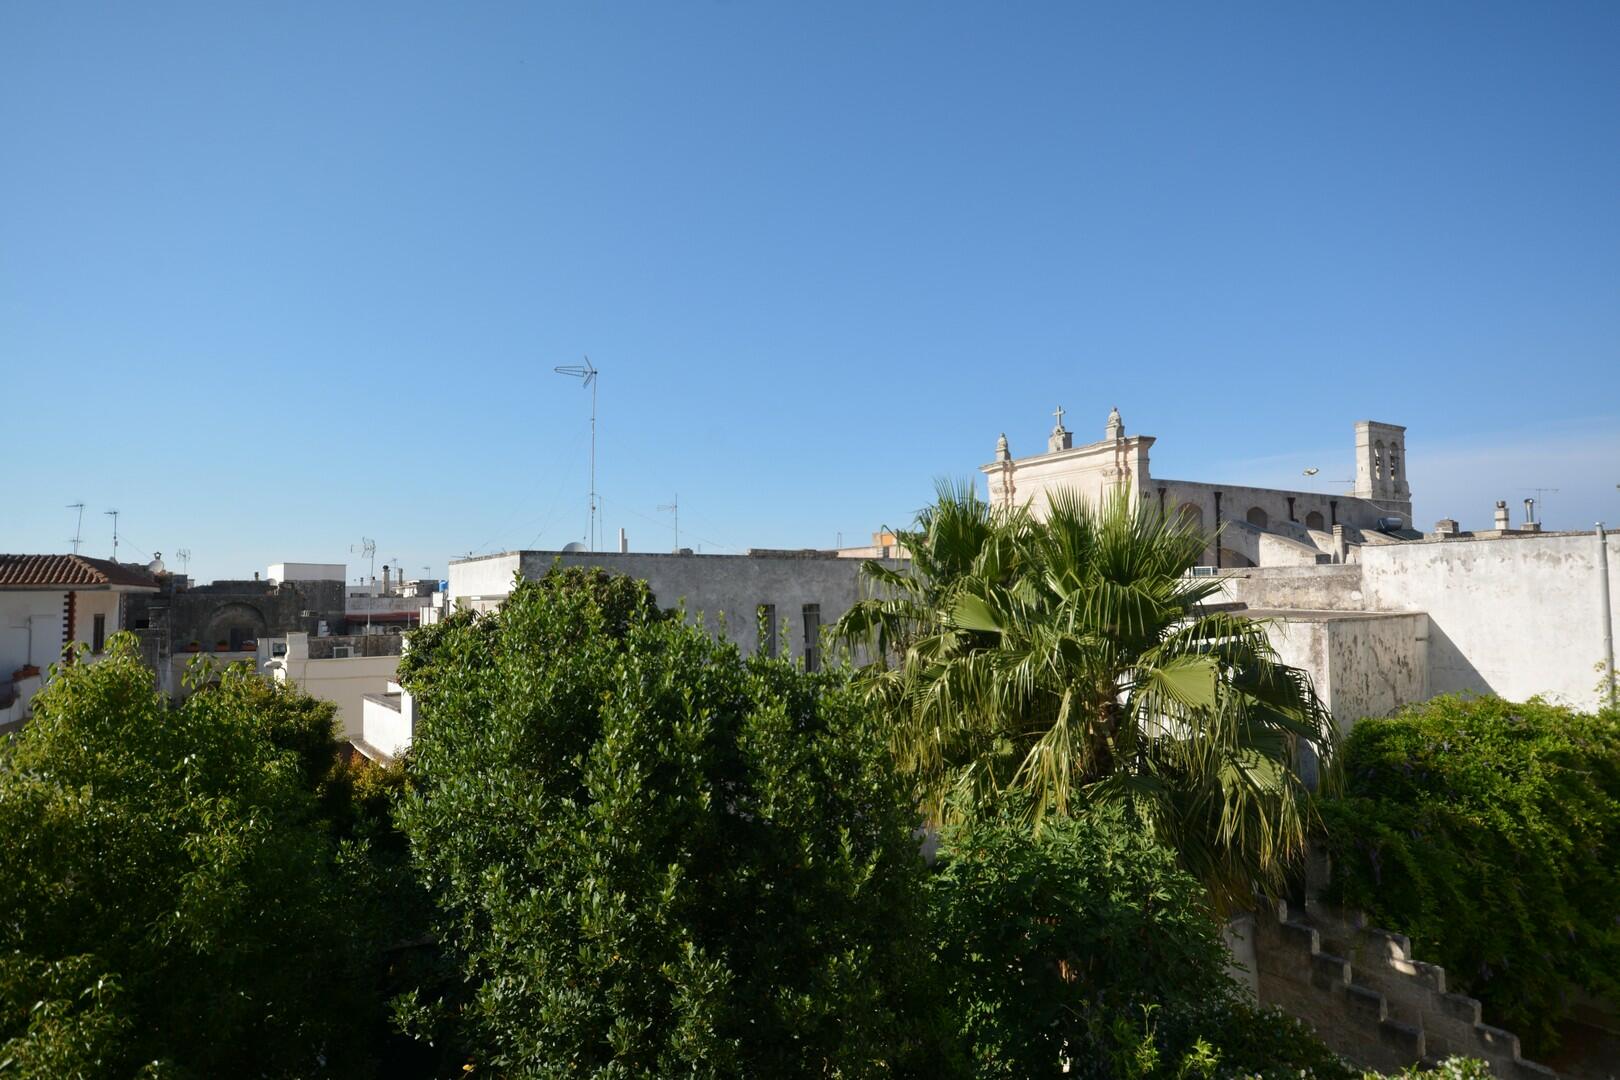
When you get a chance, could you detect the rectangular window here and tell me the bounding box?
[757,604,777,658]
[92,614,106,654]
[802,603,821,673]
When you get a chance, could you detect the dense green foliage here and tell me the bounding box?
[397,568,944,1076]
[1318,694,1620,1051]
[928,806,1357,1080]
[0,639,412,1077]
[836,482,1335,907]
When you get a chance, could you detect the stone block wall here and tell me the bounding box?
[1254,897,1557,1077]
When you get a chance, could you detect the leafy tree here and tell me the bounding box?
[837,483,1336,907]
[0,638,404,1077]
[927,804,1358,1080]
[1319,694,1620,1052]
[396,569,946,1077]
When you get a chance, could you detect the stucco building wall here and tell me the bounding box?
[1358,532,1618,710]
[449,549,906,662]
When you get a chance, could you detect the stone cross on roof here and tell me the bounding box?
[1052,405,1066,430]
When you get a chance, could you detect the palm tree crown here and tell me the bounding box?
[835,481,1337,909]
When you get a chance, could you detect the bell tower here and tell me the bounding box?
[1353,420,1411,523]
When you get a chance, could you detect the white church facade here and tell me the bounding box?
[981,407,1414,568]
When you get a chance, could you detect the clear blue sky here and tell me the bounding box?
[4,2,1617,583]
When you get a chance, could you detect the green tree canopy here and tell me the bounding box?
[1319,694,1620,1052]
[837,482,1336,908]
[0,638,396,1077]
[928,804,1359,1080]
[396,567,943,1076]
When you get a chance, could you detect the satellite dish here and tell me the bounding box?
[562,541,588,553]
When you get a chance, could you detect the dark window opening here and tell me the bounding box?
[92,614,106,654]
[802,603,821,673]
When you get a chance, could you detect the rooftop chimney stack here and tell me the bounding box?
[618,528,628,554]
[382,565,390,595]
[1494,501,1511,530]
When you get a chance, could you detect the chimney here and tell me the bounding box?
[1494,501,1511,530]
[1332,524,1348,564]
[1434,519,1460,538]
[382,565,390,595]
[618,528,628,554]
[1523,498,1536,525]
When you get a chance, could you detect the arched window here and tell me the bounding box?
[1305,510,1325,531]
[1245,506,1268,528]
[1373,440,1385,481]
[1177,503,1205,531]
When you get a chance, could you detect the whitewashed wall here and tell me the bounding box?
[1358,532,1618,710]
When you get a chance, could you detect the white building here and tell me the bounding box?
[0,554,160,728]
[448,547,906,667]
[260,631,401,741]
[1214,526,1620,718]
[983,408,1414,568]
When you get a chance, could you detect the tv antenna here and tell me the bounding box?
[104,509,120,560]
[554,356,599,552]
[1528,488,1559,524]
[67,503,85,554]
[658,494,680,552]
[351,537,377,633]
[176,548,192,575]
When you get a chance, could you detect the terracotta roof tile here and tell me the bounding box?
[0,555,160,590]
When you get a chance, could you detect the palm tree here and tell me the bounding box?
[835,483,1336,909]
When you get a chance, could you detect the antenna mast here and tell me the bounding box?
[658,494,680,553]
[67,503,85,554]
[104,509,120,561]
[176,548,192,575]
[351,537,377,633]
[553,357,599,551]
[1528,488,1560,525]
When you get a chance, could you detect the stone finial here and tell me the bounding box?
[1105,405,1124,440]
[995,432,1011,462]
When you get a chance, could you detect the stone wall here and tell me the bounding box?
[1254,897,1557,1077]
[127,577,348,654]
[306,633,403,660]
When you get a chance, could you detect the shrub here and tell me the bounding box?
[927,806,1357,1079]
[396,570,944,1076]
[0,639,400,1076]
[1318,694,1620,1052]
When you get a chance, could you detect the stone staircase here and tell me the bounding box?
[1254,896,1559,1077]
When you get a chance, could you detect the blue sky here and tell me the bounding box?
[4,2,1617,583]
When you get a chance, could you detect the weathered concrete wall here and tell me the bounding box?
[1206,565,1368,612]
[448,549,907,661]
[1253,611,1427,735]
[1323,612,1429,727]
[1358,533,1618,711]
